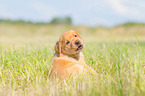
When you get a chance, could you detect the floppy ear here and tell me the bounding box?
[55,41,59,54]
[55,38,62,56]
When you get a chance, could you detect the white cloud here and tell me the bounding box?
[107,0,129,15]
[124,0,145,19]
[106,0,145,20]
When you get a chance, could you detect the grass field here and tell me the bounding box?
[0,23,145,96]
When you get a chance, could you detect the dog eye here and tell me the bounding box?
[66,41,70,44]
[74,35,77,37]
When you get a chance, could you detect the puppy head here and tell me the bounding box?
[55,30,83,56]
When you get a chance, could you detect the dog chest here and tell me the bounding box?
[67,64,84,74]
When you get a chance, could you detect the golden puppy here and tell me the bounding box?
[49,30,98,80]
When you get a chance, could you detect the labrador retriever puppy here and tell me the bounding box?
[49,30,98,80]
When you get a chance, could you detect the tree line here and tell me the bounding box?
[0,16,72,25]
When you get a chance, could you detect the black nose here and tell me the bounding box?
[75,40,80,45]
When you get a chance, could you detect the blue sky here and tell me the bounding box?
[0,0,145,27]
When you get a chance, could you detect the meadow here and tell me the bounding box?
[0,23,145,96]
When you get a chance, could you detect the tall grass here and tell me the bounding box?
[0,23,145,95]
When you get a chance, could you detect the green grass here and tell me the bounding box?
[0,23,145,96]
[0,42,145,96]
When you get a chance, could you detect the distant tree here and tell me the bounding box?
[116,22,145,27]
[15,20,25,23]
[0,19,33,24]
[0,17,73,25]
[65,17,72,25]
[50,16,72,25]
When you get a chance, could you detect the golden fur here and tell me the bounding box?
[49,30,98,80]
